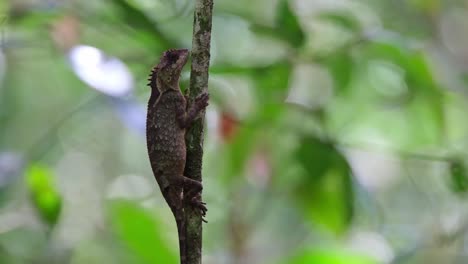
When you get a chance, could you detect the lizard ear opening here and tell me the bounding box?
[166,52,179,62]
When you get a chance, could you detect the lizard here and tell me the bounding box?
[146,48,208,264]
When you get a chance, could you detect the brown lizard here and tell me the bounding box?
[146,48,208,264]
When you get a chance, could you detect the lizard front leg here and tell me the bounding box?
[176,93,209,221]
[177,92,209,129]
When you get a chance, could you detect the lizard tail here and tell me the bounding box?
[176,215,187,264]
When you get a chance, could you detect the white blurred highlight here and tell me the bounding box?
[440,9,468,60]
[347,231,394,263]
[345,148,401,192]
[68,45,133,97]
[286,63,333,109]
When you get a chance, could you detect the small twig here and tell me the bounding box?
[25,94,102,162]
[184,0,214,263]
[287,102,457,163]
[335,140,454,163]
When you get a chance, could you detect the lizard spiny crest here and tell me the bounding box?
[147,66,158,89]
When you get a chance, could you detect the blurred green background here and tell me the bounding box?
[1,0,468,263]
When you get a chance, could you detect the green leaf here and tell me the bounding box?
[294,136,353,233]
[449,159,468,195]
[361,39,445,144]
[317,11,362,33]
[111,0,174,49]
[254,61,292,101]
[364,40,442,98]
[409,0,440,13]
[249,23,281,41]
[285,249,377,264]
[210,64,263,75]
[326,52,354,94]
[10,11,60,28]
[276,0,305,48]
[363,40,409,66]
[26,164,62,227]
[210,62,292,102]
[109,200,177,264]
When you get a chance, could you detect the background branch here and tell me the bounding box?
[184,0,214,263]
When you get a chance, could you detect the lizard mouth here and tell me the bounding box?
[177,49,189,67]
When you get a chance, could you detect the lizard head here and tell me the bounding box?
[148,48,189,92]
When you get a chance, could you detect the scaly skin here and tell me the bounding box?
[146,49,208,264]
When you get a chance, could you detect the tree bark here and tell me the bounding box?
[184,0,214,263]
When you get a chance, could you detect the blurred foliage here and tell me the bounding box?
[109,200,177,264]
[1,0,468,264]
[26,164,62,227]
[294,136,353,233]
[449,159,468,195]
[285,249,377,264]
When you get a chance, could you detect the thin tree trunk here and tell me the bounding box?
[184,0,214,263]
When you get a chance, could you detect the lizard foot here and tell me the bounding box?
[190,194,208,222]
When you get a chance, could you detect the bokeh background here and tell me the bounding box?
[1,0,468,263]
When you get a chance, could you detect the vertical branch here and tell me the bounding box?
[185,0,214,263]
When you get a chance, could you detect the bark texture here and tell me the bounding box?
[184,0,214,263]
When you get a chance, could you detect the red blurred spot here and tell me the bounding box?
[50,15,80,52]
[220,111,239,142]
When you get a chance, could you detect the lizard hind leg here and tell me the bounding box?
[180,176,208,220]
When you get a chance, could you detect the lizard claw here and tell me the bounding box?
[195,92,209,110]
[190,194,208,220]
